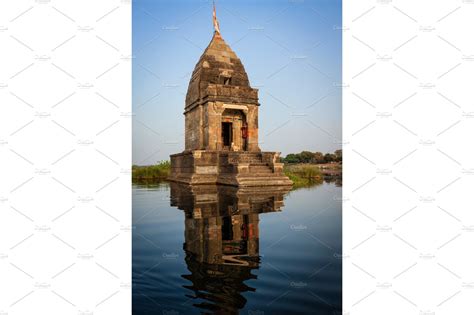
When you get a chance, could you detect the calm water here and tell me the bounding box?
[133,181,342,314]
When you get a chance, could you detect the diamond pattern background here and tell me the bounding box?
[344,1,474,314]
[0,1,131,314]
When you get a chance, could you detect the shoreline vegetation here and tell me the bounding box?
[132,161,171,182]
[283,163,341,189]
[132,151,342,189]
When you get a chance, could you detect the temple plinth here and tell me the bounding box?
[169,20,292,187]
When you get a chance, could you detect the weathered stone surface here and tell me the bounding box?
[169,31,292,187]
[183,33,259,152]
[169,151,292,187]
[195,166,218,174]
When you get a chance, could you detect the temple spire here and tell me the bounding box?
[213,1,220,34]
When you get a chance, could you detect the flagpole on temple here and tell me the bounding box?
[213,0,221,35]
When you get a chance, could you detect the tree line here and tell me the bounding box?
[281,149,342,164]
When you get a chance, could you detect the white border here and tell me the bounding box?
[1,1,131,314]
[344,1,474,314]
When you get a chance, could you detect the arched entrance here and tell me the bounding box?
[220,109,247,151]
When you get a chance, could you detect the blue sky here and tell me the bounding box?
[133,0,341,165]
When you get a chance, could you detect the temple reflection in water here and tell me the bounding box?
[169,183,291,313]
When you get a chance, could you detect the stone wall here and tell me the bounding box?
[185,101,259,152]
[184,106,202,151]
[169,150,292,186]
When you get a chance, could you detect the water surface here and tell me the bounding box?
[133,181,342,314]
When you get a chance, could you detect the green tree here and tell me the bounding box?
[283,153,299,164]
[299,151,313,163]
[324,153,336,163]
[313,152,325,164]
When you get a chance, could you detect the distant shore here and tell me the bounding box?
[283,163,341,189]
[132,161,170,182]
[132,160,341,189]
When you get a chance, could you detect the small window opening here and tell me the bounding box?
[223,77,232,85]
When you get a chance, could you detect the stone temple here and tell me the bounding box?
[169,9,292,187]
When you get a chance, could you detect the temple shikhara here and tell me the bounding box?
[169,6,292,187]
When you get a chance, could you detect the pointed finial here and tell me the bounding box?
[213,0,221,34]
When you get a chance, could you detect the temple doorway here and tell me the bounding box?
[221,108,246,151]
[222,122,233,149]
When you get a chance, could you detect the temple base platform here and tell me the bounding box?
[169,150,293,187]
